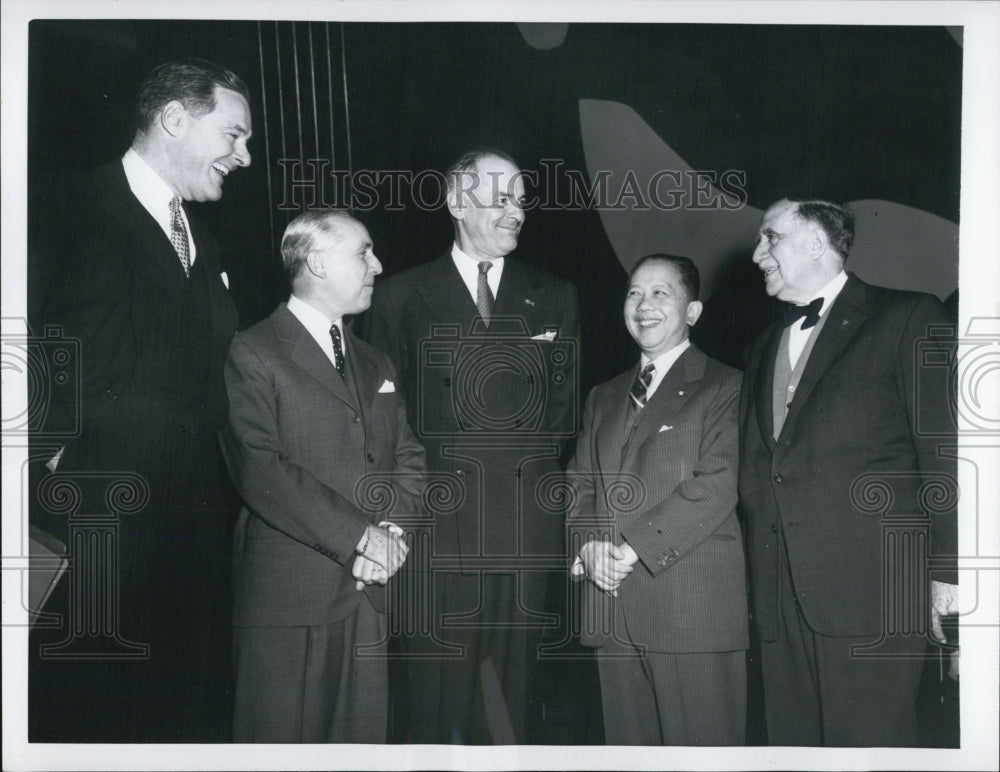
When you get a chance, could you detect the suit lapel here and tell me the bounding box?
[415,254,481,330]
[753,325,782,453]
[344,330,380,416]
[272,305,359,411]
[624,346,705,463]
[780,275,869,436]
[595,371,633,477]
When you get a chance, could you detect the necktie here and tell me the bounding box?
[629,363,656,412]
[477,261,494,326]
[329,323,346,378]
[168,196,191,277]
[782,297,823,329]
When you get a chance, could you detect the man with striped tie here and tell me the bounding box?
[566,253,748,745]
[30,59,252,742]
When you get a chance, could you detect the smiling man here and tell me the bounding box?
[739,198,958,746]
[565,254,748,745]
[363,148,580,743]
[31,59,251,742]
[219,210,425,742]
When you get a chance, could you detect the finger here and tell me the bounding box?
[929,609,946,644]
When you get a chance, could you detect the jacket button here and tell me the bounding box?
[770,523,778,534]
[455,468,465,477]
[773,473,783,483]
[367,453,375,463]
[352,414,360,423]
[443,377,452,387]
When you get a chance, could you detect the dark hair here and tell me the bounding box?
[786,197,855,260]
[281,210,357,280]
[629,253,701,302]
[445,147,520,199]
[135,58,249,133]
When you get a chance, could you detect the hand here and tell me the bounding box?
[353,554,388,590]
[577,539,638,596]
[355,523,408,589]
[930,580,959,645]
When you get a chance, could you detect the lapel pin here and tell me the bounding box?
[524,298,535,306]
[678,390,684,396]
[841,319,850,326]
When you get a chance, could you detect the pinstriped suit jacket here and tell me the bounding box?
[566,344,749,653]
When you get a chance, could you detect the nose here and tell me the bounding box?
[368,253,383,275]
[233,139,251,168]
[505,199,524,222]
[752,237,767,264]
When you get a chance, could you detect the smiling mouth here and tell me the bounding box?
[636,318,661,328]
[762,266,778,277]
[212,163,230,178]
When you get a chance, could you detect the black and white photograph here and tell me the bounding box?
[2,1,998,770]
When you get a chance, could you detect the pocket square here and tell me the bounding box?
[658,425,674,433]
[220,271,229,289]
[531,330,557,342]
[378,380,395,393]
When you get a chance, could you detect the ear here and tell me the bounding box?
[446,188,466,221]
[159,100,187,138]
[686,300,703,327]
[809,224,829,260]
[305,250,326,279]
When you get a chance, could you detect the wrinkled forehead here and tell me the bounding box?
[760,200,801,231]
[468,157,524,195]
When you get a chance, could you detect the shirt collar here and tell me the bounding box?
[810,270,849,317]
[641,338,691,378]
[122,147,176,220]
[287,294,344,355]
[451,243,504,295]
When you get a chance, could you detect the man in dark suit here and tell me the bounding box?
[738,197,959,746]
[219,210,425,742]
[30,59,252,741]
[363,148,580,743]
[566,254,747,745]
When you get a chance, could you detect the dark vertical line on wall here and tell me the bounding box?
[291,22,304,172]
[340,22,353,212]
[275,22,287,175]
[325,22,335,171]
[307,22,320,163]
[256,21,276,260]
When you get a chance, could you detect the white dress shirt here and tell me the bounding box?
[640,338,691,401]
[451,243,504,304]
[287,294,344,367]
[121,148,196,265]
[788,271,849,369]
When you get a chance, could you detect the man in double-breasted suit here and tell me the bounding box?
[566,254,748,745]
[219,211,425,743]
[739,198,958,746]
[363,149,580,743]
[30,59,252,742]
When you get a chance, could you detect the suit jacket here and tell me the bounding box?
[362,253,579,568]
[220,304,427,627]
[566,345,749,653]
[38,160,238,503]
[738,274,958,640]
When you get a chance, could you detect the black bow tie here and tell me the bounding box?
[782,297,824,329]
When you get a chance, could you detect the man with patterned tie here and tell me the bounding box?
[30,59,252,741]
[738,198,958,746]
[219,210,425,742]
[362,148,580,743]
[565,254,748,745]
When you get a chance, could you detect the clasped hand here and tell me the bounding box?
[353,523,407,590]
[577,539,639,596]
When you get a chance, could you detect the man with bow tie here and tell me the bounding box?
[739,198,958,746]
[565,254,748,745]
[219,210,425,742]
[362,149,580,743]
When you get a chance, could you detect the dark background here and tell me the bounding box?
[28,20,961,396]
[26,19,962,746]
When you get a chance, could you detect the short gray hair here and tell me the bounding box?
[280,210,356,280]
